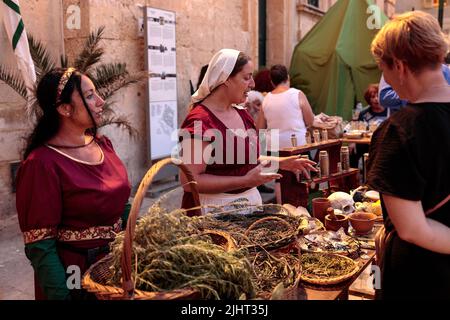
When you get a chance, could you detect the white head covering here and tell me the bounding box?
[246,90,264,103]
[190,49,240,108]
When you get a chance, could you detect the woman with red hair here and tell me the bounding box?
[368,11,450,299]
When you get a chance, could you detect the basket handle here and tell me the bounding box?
[120,158,200,298]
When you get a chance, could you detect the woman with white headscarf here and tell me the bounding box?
[178,49,317,214]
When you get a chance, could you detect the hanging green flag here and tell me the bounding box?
[2,0,36,113]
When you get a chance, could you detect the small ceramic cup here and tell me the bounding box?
[312,198,331,223]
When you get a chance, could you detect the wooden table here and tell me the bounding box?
[278,140,360,207]
[279,139,343,157]
[341,137,372,145]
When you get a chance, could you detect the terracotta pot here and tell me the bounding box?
[348,212,377,235]
[325,213,349,232]
[312,198,331,223]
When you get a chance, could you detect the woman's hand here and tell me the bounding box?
[243,161,282,188]
[278,156,318,179]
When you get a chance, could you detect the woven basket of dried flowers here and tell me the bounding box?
[82,158,209,300]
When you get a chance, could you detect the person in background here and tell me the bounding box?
[244,90,274,194]
[245,90,264,123]
[253,68,275,94]
[256,64,315,204]
[15,68,131,300]
[358,84,388,123]
[350,84,388,168]
[179,49,316,214]
[369,11,450,299]
[379,64,450,112]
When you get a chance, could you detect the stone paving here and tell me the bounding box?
[0,192,169,300]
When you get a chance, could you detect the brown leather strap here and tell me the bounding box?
[425,194,450,216]
[374,225,396,270]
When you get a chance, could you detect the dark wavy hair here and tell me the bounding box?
[23,68,97,159]
[254,68,275,93]
[229,52,251,77]
[269,64,289,86]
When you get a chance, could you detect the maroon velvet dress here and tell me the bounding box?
[179,104,260,213]
[16,136,131,299]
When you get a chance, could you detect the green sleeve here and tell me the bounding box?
[25,239,70,300]
[121,202,132,230]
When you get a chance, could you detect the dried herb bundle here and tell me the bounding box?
[106,203,312,299]
[250,249,300,298]
[108,207,255,299]
[193,208,307,251]
[300,253,357,279]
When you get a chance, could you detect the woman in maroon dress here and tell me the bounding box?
[16,68,131,299]
[179,49,317,214]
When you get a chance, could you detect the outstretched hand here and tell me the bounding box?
[278,156,318,180]
[244,161,282,187]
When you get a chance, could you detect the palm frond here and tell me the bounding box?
[28,34,56,80]
[75,26,105,72]
[28,98,42,120]
[60,54,69,68]
[0,65,28,99]
[90,63,147,100]
[101,100,116,118]
[101,72,147,101]
[100,115,139,139]
[89,62,128,92]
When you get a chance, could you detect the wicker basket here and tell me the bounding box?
[300,252,359,286]
[82,158,204,300]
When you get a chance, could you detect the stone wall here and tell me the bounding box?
[66,0,259,187]
[0,0,258,218]
[266,0,394,69]
[0,0,395,219]
[266,0,338,68]
[396,0,450,34]
[0,1,64,219]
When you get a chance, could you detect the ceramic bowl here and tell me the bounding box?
[348,212,377,235]
[324,213,349,232]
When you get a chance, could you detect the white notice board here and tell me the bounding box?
[145,7,177,160]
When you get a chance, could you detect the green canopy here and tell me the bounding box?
[289,0,388,120]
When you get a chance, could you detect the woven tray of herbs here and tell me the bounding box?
[299,252,359,286]
[102,206,303,299]
[192,203,310,252]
